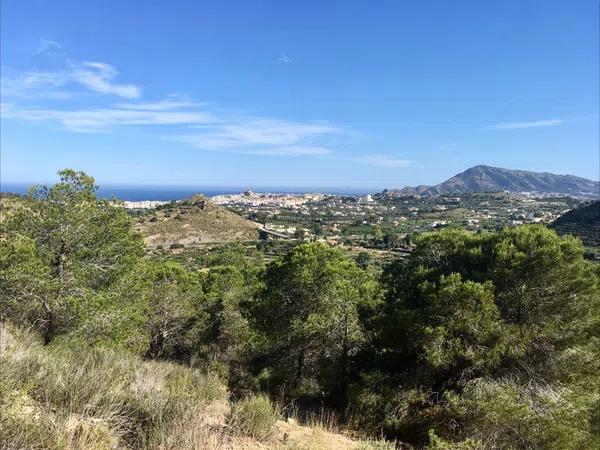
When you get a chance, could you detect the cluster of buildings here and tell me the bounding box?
[123,200,170,209]
[211,190,326,207]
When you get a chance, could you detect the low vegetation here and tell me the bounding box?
[134,194,259,248]
[1,170,599,448]
[0,325,225,449]
[1,325,392,450]
[227,394,279,440]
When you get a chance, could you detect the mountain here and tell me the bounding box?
[550,201,600,248]
[135,194,259,248]
[389,165,599,198]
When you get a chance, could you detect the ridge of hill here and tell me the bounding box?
[388,165,599,198]
[135,194,259,248]
[550,200,600,248]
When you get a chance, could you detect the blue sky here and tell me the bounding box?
[1,0,598,189]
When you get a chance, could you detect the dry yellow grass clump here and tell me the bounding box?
[0,325,394,450]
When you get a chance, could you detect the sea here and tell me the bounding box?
[1,182,373,201]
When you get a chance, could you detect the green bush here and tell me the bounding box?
[228,394,279,440]
[427,430,481,449]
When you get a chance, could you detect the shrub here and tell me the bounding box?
[228,394,279,440]
[0,324,228,449]
[427,430,481,449]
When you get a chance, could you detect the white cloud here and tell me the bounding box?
[2,104,217,132]
[4,60,141,99]
[166,143,332,157]
[2,44,341,158]
[350,155,411,168]
[277,53,294,64]
[493,119,562,130]
[251,146,331,156]
[2,100,338,157]
[35,39,63,55]
[184,119,339,149]
[166,119,339,156]
[114,99,204,111]
[0,78,71,99]
[167,136,333,157]
[71,61,141,98]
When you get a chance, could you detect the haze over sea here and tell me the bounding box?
[1,182,370,201]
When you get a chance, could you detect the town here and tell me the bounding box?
[211,190,579,247]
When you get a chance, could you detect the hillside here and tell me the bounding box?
[0,326,393,450]
[390,165,599,198]
[4,169,599,449]
[135,194,259,248]
[550,201,600,248]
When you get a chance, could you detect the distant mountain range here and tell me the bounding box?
[386,165,599,198]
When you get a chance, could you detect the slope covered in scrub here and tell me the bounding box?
[0,325,393,450]
[134,194,259,248]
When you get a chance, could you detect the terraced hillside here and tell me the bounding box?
[550,201,600,247]
[135,194,259,248]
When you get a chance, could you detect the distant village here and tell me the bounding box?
[211,190,327,207]
[121,190,578,253]
[119,190,576,240]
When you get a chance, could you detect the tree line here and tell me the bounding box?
[1,170,599,448]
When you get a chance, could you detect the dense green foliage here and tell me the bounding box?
[351,227,600,447]
[251,243,381,404]
[1,170,144,347]
[2,170,599,449]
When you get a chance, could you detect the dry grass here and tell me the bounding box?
[227,395,279,441]
[135,199,259,249]
[0,325,225,449]
[276,417,395,450]
[0,324,396,449]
